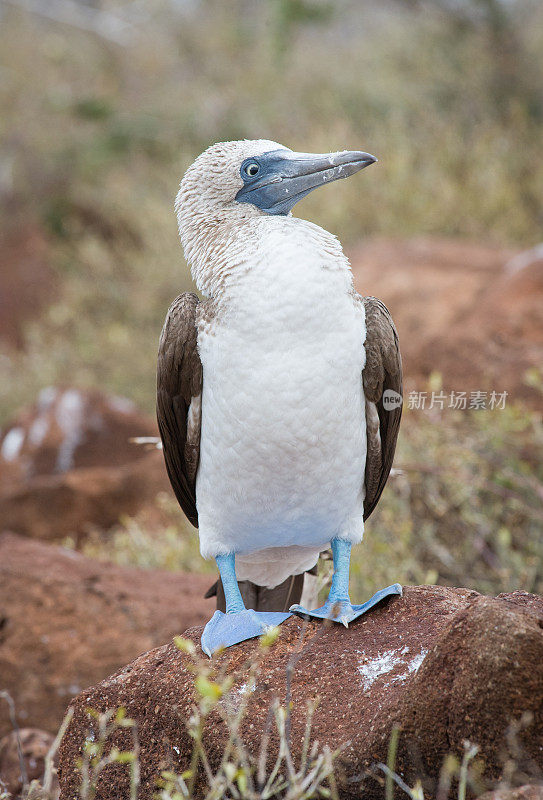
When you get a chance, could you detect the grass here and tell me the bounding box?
[1,1,543,421]
[350,400,543,599]
[76,494,215,577]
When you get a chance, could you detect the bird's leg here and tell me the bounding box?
[216,553,245,614]
[200,553,292,657]
[290,537,402,625]
[328,537,353,610]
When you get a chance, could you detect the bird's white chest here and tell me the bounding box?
[195,229,367,561]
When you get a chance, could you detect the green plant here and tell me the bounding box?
[350,402,543,600]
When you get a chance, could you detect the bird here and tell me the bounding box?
[156,140,403,656]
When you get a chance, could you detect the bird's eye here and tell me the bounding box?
[243,162,260,178]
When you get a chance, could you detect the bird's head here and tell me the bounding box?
[175,139,376,292]
[176,138,376,220]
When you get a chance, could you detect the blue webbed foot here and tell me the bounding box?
[290,583,402,627]
[201,609,292,656]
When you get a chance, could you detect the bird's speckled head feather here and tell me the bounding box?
[175,140,288,295]
[176,139,287,219]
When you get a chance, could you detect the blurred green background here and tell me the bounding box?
[0,0,542,597]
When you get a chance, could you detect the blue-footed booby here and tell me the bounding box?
[157,140,403,656]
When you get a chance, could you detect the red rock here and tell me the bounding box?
[0,387,171,541]
[0,386,157,490]
[0,450,171,544]
[350,237,543,405]
[0,728,56,799]
[0,533,214,739]
[57,586,543,800]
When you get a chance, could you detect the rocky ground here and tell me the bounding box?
[57,586,543,800]
[0,533,214,740]
[0,386,170,543]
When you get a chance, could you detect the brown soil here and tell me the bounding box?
[0,450,171,544]
[0,533,214,739]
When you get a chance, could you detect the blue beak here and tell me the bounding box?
[235,148,377,216]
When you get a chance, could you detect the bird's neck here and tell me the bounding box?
[178,205,259,297]
[179,206,351,301]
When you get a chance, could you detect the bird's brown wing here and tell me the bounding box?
[361,295,403,520]
[156,292,203,528]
